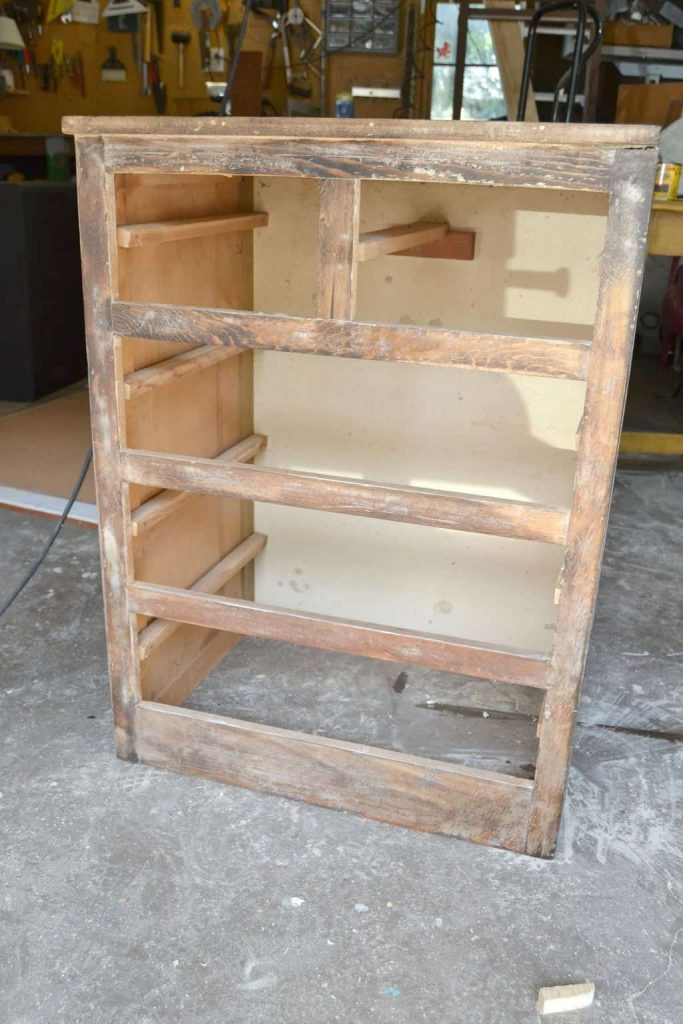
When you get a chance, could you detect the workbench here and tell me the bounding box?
[649,198,683,256]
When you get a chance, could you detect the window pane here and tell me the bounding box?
[461,65,506,121]
[430,65,455,119]
[434,2,457,64]
[465,20,497,65]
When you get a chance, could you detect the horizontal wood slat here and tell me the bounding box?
[101,136,616,191]
[121,449,570,545]
[128,582,551,688]
[130,433,267,536]
[357,222,448,262]
[117,211,269,248]
[63,115,659,146]
[137,532,267,661]
[124,344,239,399]
[135,701,534,852]
[111,302,591,381]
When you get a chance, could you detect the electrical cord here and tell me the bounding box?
[0,447,94,620]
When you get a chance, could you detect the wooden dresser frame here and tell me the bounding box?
[64,117,657,857]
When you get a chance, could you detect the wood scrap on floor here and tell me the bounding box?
[537,982,595,1015]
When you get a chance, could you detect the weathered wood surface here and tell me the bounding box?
[74,137,140,761]
[128,582,550,687]
[100,136,617,191]
[117,211,268,248]
[69,116,656,857]
[144,630,242,706]
[316,179,360,320]
[526,150,658,857]
[137,532,267,661]
[124,344,239,399]
[136,702,534,851]
[130,433,266,536]
[112,302,591,381]
[120,449,570,545]
[62,115,659,147]
[357,221,448,262]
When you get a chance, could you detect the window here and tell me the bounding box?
[430,2,506,121]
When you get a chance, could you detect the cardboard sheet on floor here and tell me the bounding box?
[0,389,96,505]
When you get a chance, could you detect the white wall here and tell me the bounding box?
[251,176,607,652]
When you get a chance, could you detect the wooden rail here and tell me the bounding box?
[135,701,534,851]
[129,583,552,688]
[124,345,239,399]
[137,533,267,661]
[130,434,267,536]
[101,134,618,191]
[117,211,268,248]
[111,302,591,381]
[121,449,570,545]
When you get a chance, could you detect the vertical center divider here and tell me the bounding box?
[316,179,361,321]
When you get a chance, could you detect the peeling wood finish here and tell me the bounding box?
[74,137,140,762]
[526,150,658,858]
[111,302,591,381]
[62,115,659,147]
[136,702,534,851]
[101,135,616,191]
[120,448,570,545]
[128,585,551,687]
[66,117,656,857]
[316,179,360,320]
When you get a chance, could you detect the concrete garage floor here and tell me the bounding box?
[1,470,682,1024]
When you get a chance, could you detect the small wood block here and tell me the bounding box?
[357,221,448,262]
[537,983,595,1015]
[393,230,476,261]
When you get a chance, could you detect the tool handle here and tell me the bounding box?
[144,4,152,63]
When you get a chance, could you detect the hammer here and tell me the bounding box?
[171,31,190,89]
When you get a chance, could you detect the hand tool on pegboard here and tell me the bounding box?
[149,51,166,109]
[191,0,221,73]
[148,0,163,51]
[171,29,190,87]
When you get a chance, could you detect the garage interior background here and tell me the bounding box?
[0,1,682,1022]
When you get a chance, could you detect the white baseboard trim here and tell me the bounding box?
[0,485,98,526]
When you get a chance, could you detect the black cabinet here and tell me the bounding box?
[0,182,86,401]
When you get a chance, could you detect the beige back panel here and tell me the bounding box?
[251,177,607,650]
